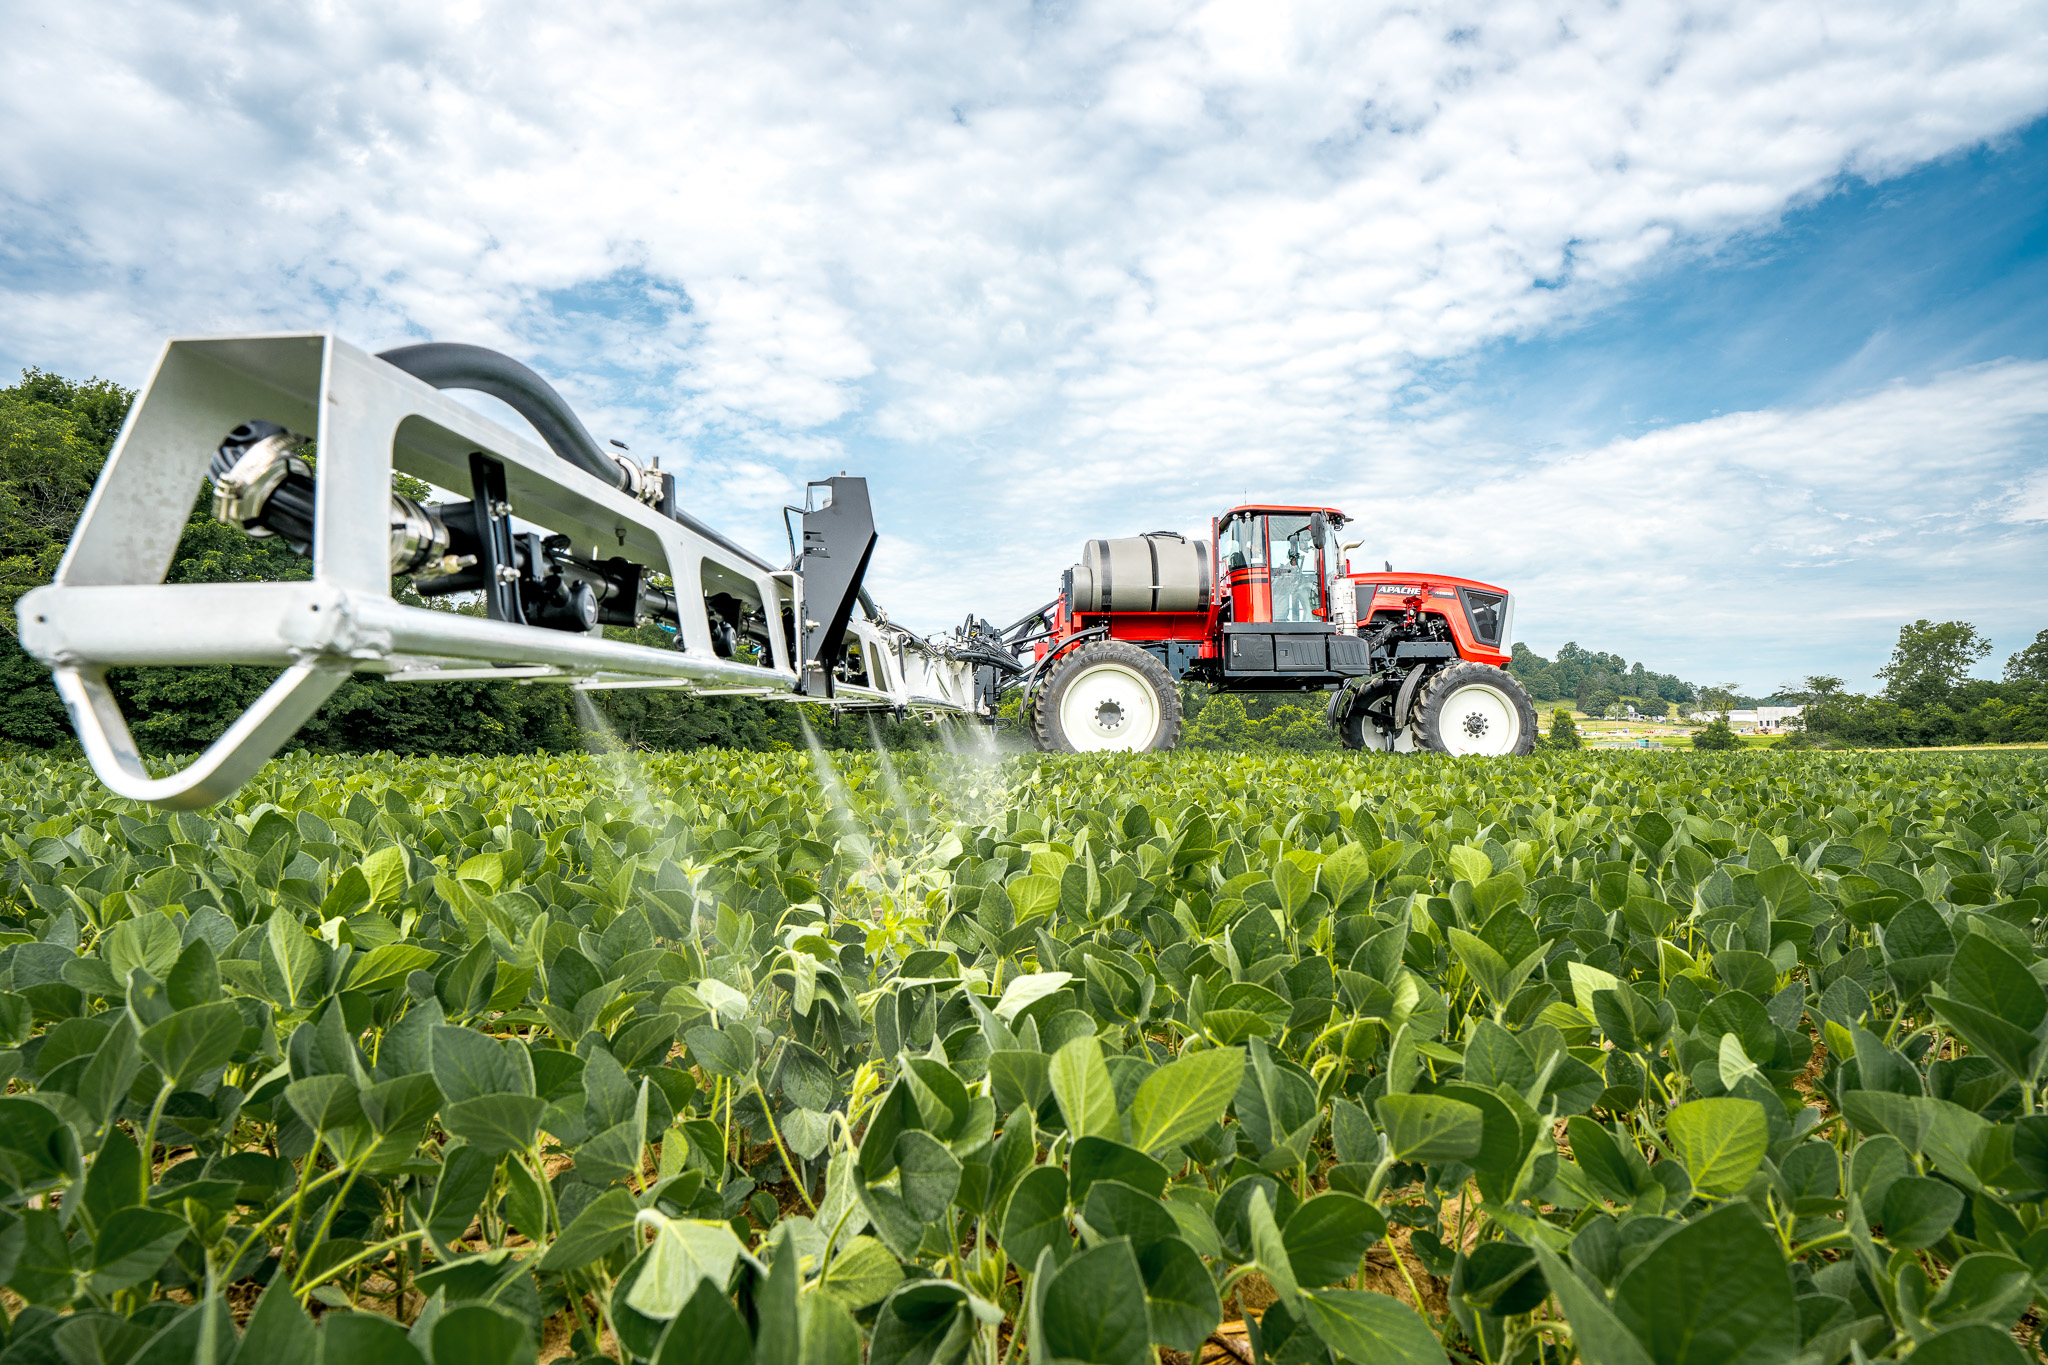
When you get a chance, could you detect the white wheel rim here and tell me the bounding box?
[1436,683,1521,756]
[1058,663,1162,752]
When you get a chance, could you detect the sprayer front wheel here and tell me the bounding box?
[1412,662,1537,757]
[1031,641,1181,753]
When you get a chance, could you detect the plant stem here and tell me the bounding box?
[137,1080,174,1204]
[227,1164,351,1272]
[1384,1231,1428,1317]
[292,1230,425,1301]
[294,1156,368,1289]
[753,1080,818,1213]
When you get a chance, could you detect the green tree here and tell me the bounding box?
[1692,716,1739,750]
[1547,708,1581,750]
[1700,682,1743,717]
[1876,619,1990,707]
[1632,696,1669,718]
[0,374,133,746]
[1183,694,1250,748]
[2005,628,2048,684]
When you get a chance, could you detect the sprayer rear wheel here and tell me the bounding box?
[1030,641,1181,753]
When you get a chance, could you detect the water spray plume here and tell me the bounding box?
[865,715,917,837]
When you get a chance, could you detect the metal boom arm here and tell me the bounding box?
[16,333,987,808]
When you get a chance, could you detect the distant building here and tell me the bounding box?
[1688,704,1804,733]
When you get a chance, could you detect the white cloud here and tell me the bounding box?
[1372,361,2048,692]
[4,0,2048,679]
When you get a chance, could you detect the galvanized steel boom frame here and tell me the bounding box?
[16,333,983,808]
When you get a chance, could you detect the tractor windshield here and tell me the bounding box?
[1268,514,1321,622]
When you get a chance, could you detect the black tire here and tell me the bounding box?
[1328,681,1391,751]
[1030,641,1182,753]
[1413,662,1537,756]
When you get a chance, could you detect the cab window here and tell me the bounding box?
[1220,515,1264,570]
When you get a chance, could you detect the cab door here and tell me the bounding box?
[1219,513,1272,621]
[1266,513,1327,623]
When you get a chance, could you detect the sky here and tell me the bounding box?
[4,1,2048,696]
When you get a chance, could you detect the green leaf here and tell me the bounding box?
[284,1074,364,1133]
[1611,1203,1798,1365]
[1000,1164,1070,1269]
[440,1094,545,1156]
[1924,1252,2033,1329]
[894,1130,963,1223]
[1666,1098,1769,1199]
[1375,1093,1484,1162]
[358,1072,441,1137]
[232,1278,316,1362]
[1946,934,2045,1030]
[818,1235,902,1311]
[1039,1237,1153,1365]
[429,1024,524,1103]
[802,1287,863,1365]
[994,970,1072,1022]
[1140,1236,1222,1356]
[1300,1288,1450,1365]
[265,912,326,1007]
[1925,994,2043,1082]
[1905,1325,2029,1365]
[1128,1046,1243,1155]
[1283,1192,1386,1287]
[988,1050,1053,1113]
[626,1213,745,1319]
[1068,1137,1170,1202]
[653,1278,753,1365]
[1528,1239,1654,1365]
[1007,874,1061,922]
[540,1186,640,1271]
[319,1311,427,1365]
[1880,1176,1963,1250]
[347,943,440,996]
[1081,1180,1179,1251]
[684,1025,750,1080]
[429,1304,528,1365]
[1049,1034,1117,1141]
[425,1145,497,1251]
[360,845,409,905]
[89,1207,185,1294]
[165,939,221,1013]
[105,912,181,985]
[137,1001,243,1090]
[1447,844,1493,885]
[1248,1188,1299,1303]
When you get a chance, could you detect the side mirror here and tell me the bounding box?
[1309,511,1327,548]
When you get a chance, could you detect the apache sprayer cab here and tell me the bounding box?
[1004,506,1538,756]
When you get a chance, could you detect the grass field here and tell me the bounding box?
[0,744,2042,1363]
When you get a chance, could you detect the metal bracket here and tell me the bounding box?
[1393,662,1429,736]
[468,451,525,625]
[52,660,351,809]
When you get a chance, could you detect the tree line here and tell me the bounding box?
[1779,619,2048,747]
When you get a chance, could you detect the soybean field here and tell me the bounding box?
[0,744,2044,1365]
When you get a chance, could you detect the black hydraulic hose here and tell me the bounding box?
[379,341,777,574]
[378,343,626,490]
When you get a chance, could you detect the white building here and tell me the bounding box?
[1689,704,1804,732]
